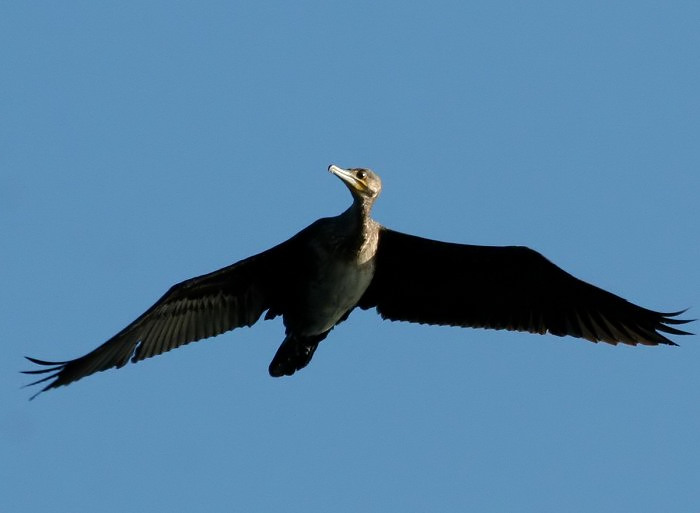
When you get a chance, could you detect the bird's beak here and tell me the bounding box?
[328,164,362,193]
[328,164,350,179]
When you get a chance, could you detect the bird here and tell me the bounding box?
[24,164,691,398]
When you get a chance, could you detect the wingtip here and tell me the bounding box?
[653,308,694,339]
[22,356,66,399]
[21,378,52,401]
[27,388,45,401]
[658,308,694,323]
[24,355,68,366]
[22,356,65,376]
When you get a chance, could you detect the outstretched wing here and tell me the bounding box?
[359,228,691,345]
[24,234,305,398]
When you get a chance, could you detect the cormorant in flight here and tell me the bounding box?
[24,165,691,398]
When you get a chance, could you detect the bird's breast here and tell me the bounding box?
[291,256,376,336]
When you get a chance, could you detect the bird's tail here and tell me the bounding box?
[268,333,328,377]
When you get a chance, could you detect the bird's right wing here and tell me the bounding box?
[24,233,307,397]
[359,228,691,345]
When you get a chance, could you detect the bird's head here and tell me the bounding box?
[328,164,382,203]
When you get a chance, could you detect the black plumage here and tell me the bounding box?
[24,165,691,398]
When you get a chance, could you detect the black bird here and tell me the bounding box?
[25,165,691,397]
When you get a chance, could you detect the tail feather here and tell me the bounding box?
[268,333,328,377]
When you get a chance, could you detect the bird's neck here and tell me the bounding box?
[336,200,377,261]
[347,198,375,233]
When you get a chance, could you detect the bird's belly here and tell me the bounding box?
[294,260,375,335]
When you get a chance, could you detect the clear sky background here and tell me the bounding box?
[2,2,699,512]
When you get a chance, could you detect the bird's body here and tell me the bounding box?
[265,204,380,376]
[288,208,378,336]
[25,165,691,397]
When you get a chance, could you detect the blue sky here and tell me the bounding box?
[2,2,699,512]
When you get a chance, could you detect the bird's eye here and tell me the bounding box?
[356,170,366,180]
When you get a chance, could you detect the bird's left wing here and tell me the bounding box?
[359,227,691,346]
[24,235,304,398]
